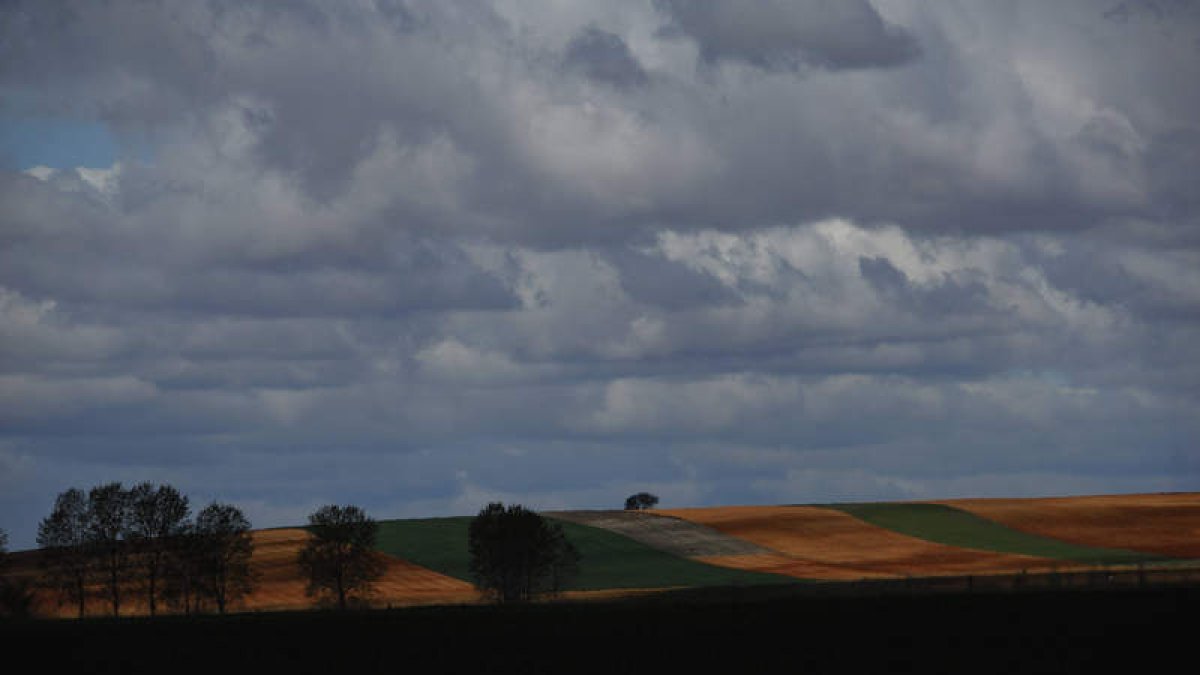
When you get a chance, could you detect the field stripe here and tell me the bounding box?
[661,505,1060,579]
[374,516,794,591]
[831,503,1160,565]
[940,493,1200,559]
[546,510,773,557]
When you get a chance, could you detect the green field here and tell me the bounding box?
[374,516,794,591]
[830,503,1159,565]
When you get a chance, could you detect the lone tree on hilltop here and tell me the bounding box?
[624,492,659,511]
[298,504,385,610]
[193,502,255,614]
[37,488,93,618]
[467,503,580,604]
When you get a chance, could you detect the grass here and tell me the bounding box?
[830,502,1161,565]
[373,516,794,591]
[375,517,476,581]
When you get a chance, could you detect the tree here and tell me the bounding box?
[298,504,386,610]
[87,482,133,617]
[127,482,191,616]
[161,524,207,615]
[467,503,580,604]
[624,492,659,511]
[0,527,35,619]
[192,502,255,614]
[37,488,93,618]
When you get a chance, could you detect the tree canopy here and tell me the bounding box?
[467,503,580,604]
[298,504,385,610]
[624,492,660,511]
[37,488,93,618]
[193,502,255,614]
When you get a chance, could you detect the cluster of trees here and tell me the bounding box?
[5,487,653,618]
[36,482,254,617]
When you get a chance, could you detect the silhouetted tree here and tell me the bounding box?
[87,482,133,617]
[0,527,33,618]
[161,525,207,615]
[128,482,191,616]
[624,492,659,511]
[193,502,254,614]
[37,488,93,618]
[467,503,580,604]
[298,504,386,610]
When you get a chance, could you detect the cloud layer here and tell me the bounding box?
[1,0,1198,547]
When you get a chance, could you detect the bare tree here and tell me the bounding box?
[193,502,255,614]
[298,504,386,610]
[37,488,93,618]
[128,482,191,616]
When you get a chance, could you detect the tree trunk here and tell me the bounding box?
[76,576,86,619]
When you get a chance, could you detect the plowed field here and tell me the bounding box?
[244,528,478,611]
[660,505,1063,579]
[940,493,1200,559]
[12,529,478,618]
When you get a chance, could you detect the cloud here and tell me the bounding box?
[0,0,1198,548]
[654,0,922,71]
[564,26,649,87]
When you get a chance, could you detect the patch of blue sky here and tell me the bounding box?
[0,116,121,170]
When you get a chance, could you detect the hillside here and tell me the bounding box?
[7,491,1199,617]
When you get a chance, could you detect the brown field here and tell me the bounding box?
[241,528,479,612]
[8,492,1198,617]
[8,528,480,618]
[939,492,1200,559]
[660,505,1063,580]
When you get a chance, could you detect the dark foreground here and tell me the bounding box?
[3,584,1192,674]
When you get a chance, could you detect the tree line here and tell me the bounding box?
[32,482,254,618]
[1,487,661,618]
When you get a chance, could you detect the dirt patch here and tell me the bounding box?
[546,510,773,558]
[939,493,1200,559]
[660,505,1064,580]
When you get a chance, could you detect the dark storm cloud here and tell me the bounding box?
[1,1,1198,549]
[564,26,649,88]
[654,0,921,71]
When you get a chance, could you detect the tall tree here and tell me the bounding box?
[128,482,191,616]
[87,482,132,617]
[37,488,93,618]
[298,504,386,610]
[468,503,580,604]
[193,502,255,614]
[161,524,206,615]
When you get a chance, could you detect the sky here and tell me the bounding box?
[1,0,1198,549]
